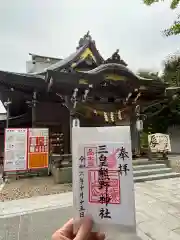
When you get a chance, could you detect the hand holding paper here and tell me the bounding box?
[52,217,105,240]
[72,126,137,239]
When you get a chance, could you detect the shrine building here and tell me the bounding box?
[0,32,173,159]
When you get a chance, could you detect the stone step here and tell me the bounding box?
[134,172,180,183]
[132,159,155,166]
[133,168,172,177]
[133,163,166,171]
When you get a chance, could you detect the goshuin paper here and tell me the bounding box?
[72,127,137,239]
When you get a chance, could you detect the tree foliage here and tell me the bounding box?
[162,54,180,86]
[143,0,180,36]
[162,54,180,125]
[144,0,179,9]
[155,54,180,128]
[138,56,180,133]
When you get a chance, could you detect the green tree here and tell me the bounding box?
[138,60,180,132]
[162,54,180,125]
[162,54,180,86]
[143,0,180,36]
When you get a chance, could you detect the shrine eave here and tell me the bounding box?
[84,63,138,78]
[47,70,139,98]
[0,70,46,93]
[0,68,167,100]
[0,67,139,98]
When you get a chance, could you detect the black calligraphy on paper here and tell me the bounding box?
[118,163,130,176]
[99,187,111,205]
[118,146,129,161]
[149,134,158,148]
[98,167,110,189]
[163,135,168,150]
[149,134,169,152]
[117,145,130,177]
[79,156,85,168]
[86,144,130,221]
[99,208,112,219]
[79,171,85,218]
[99,154,108,167]
[98,145,109,154]
[98,145,108,167]
[97,145,112,219]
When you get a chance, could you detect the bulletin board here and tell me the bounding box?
[28,128,49,169]
[4,128,49,172]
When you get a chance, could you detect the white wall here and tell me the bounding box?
[26,61,53,73]
[26,55,60,73]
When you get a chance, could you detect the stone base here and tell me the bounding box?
[52,167,72,184]
[168,156,180,173]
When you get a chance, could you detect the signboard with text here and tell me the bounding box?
[4,128,28,172]
[148,133,171,153]
[28,128,49,169]
[4,128,49,172]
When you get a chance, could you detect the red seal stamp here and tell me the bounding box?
[88,170,120,204]
[84,147,97,167]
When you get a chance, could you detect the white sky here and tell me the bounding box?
[0,0,179,73]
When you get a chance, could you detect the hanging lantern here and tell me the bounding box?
[136,119,143,131]
[93,109,97,115]
[72,118,80,127]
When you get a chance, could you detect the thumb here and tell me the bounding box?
[74,216,93,240]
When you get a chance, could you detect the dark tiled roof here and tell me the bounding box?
[0,70,46,93]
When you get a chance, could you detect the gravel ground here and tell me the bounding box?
[0,176,72,202]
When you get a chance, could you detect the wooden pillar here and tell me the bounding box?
[4,98,11,128]
[32,91,37,128]
[64,96,74,154]
[130,105,141,157]
[69,112,73,154]
[130,109,135,156]
[61,113,70,154]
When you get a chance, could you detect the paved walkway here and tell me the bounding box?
[1,178,180,240]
